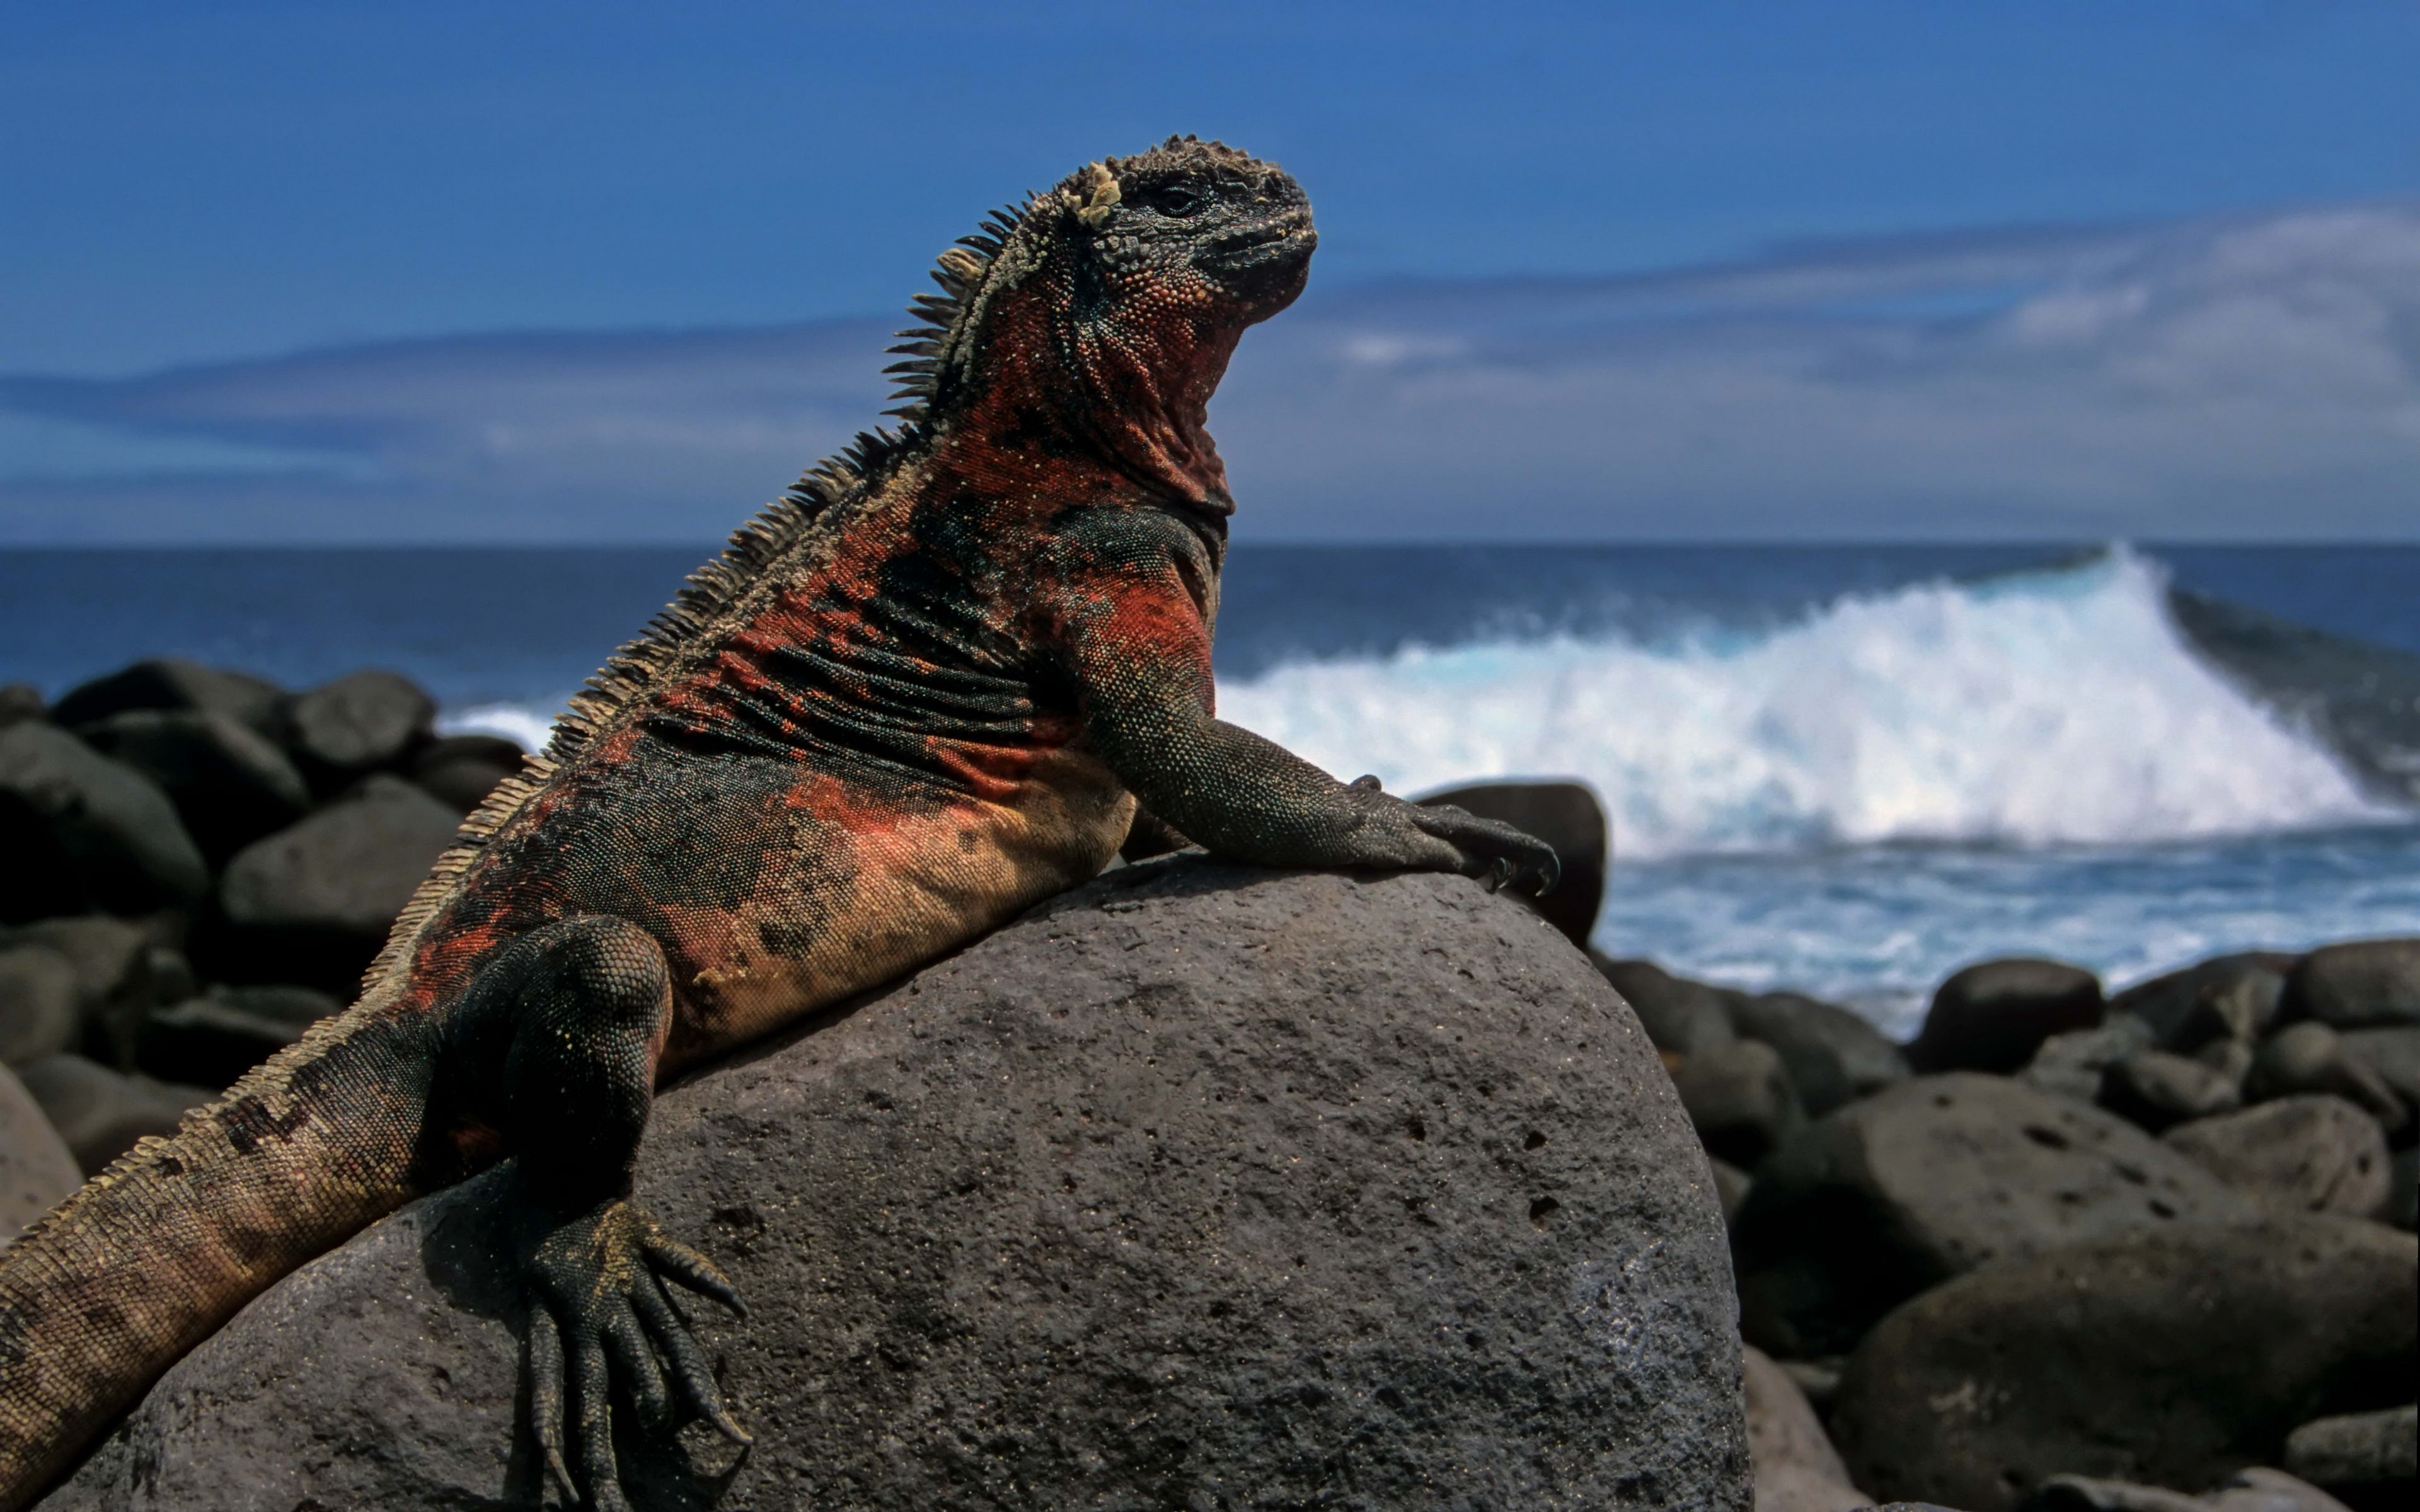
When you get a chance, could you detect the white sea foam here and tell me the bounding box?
[439,701,561,754]
[1215,547,2392,861]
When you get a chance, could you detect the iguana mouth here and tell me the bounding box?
[1206,213,1317,273]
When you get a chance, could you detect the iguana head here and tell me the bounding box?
[887,136,1315,513]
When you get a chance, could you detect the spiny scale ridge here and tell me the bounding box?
[352,191,1052,1004]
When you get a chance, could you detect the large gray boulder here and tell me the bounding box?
[2112,953,2296,1052]
[1594,955,1740,1055]
[0,1063,80,1244]
[1732,1074,2254,1356]
[1676,1038,1807,1167]
[1910,958,2105,1075]
[2162,1097,2391,1220]
[0,724,207,922]
[1744,1344,1869,1512]
[281,668,437,781]
[0,943,80,1068]
[75,708,311,866]
[2283,940,2420,1030]
[1727,990,1910,1118]
[2247,1024,2406,1135]
[46,864,1753,1511]
[14,1055,210,1177]
[2283,1404,2416,1503]
[209,774,463,992]
[3,915,162,1069]
[48,658,285,739]
[1828,1218,2417,1512]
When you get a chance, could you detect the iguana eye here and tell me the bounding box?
[1135,183,1207,218]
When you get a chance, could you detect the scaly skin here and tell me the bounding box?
[0,137,1556,1510]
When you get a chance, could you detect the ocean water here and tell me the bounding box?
[4,542,2414,1038]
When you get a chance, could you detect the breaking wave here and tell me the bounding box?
[1214,547,2395,861]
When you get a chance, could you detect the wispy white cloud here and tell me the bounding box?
[3,203,2414,542]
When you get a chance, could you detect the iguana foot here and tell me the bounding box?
[516,1197,749,1511]
[1352,776,1562,898]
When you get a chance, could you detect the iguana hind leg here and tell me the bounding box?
[441,916,748,1512]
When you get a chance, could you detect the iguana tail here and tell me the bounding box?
[0,1008,434,1508]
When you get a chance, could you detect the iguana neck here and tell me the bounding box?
[931,274,1242,517]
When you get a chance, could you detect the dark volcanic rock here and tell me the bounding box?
[0,685,42,728]
[0,944,80,1067]
[1675,1038,1806,1167]
[136,984,343,1089]
[1732,1074,2254,1357]
[1728,990,1910,1118]
[410,733,526,813]
[4,915,160,1069]
[1829,1217,2417,1512]
[2025,1014,2158,1104]
[280,668,436,779]
[14,1054,209,1176]
[47,864,1751,1511]
[2100,1050,2243,1131]
[2163,1097,2391,1220]
[2285,940,2420,1030]
[208,774,461,991]
[1744,1344,1869,1512]
[2336,1027,2420,1131]
[2247,1024,2406,1134]
[0,724,207,922]
[1417,780,1608,946]
[1594,954,1740,1055]
[2284,1404,2416,1502]
[74,709,311,866]
[2020,1469,2356,1512]
[49,658,284,739]
[1,1063,81,1242]
[1911,958,2105,1074]
[2115,953,2296,1051]
[1710,1156,1753,1225]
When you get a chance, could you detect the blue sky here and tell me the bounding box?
[3,1,2416,541]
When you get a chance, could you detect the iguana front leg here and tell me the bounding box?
[1048,515,1560,891]
[437,917,749,1511]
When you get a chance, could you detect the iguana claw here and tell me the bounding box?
[517,1197,749,1509]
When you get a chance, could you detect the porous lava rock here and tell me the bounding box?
[45,863,1752,1511]
[1732,1074,2254,1356]
[1828,1218,2417,1512]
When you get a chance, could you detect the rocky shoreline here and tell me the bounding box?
[2,658,2415,1511]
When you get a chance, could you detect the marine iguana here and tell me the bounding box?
[0,137,1557,1511]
